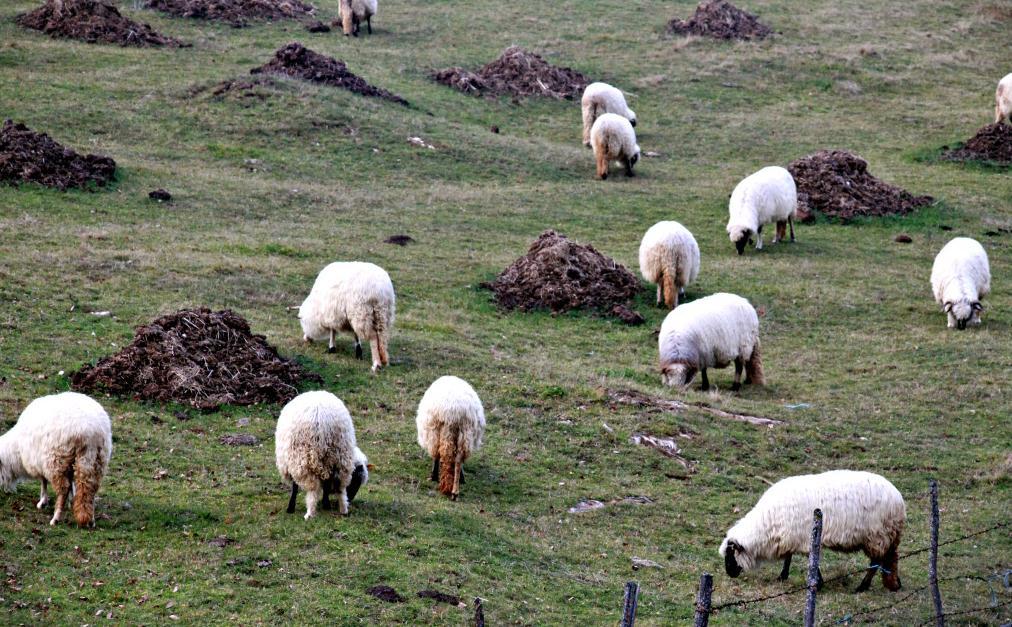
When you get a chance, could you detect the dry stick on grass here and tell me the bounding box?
[606,389,783,426]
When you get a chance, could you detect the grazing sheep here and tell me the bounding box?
[339,0,377,36]
[0,392,112,527]
[719,470,906,592]
[590,113,640,180]
[659,292,763,391]
[726,166,797,255]
[639,221,700,309]
[930,237,991,329]
[581,82,637,147]
[275,391,366,519]
[299,261,395,372]
[996,73,1012,125]
[416,376,485,501]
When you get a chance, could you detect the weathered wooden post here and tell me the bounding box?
[474,596,485,627]
[693,573,713,627]
[929,479,945,626]
[620,581,639,627]
[804,508,824,627]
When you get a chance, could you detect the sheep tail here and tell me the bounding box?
[746,338,765,386]
[339,0,353,34]
[437,425,459,497]
[662,268,676,308]
[71,442,106,527]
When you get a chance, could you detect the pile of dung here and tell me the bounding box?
[251,42,408,104]
[71,308,319,410]
[667,0,772,41]
[788,150,933,222]
[144,0,314,27]
[0,119,116,190]
[942,123,1012,164]
[432,46,590,100]
[482,230,642,322]
[17,0,184,46]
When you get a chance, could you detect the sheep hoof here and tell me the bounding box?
[355,344,363,360]
[450,494,458,502]
[327,346,336,354]
[49,517,58,526]
[303,512,314,520]
[731,382,741,392]
[36,499,46,510]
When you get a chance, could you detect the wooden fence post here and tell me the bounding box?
[929,479,945,626]
[473,596,485,627]
[621,581,639,627]
[804,508,824,627]
[693,573,713,627]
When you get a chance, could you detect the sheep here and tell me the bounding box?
[275,391,367,519]
[339,0,376,36]
[299,261,395,372]
[995,72,1012,125]
[0,392,112,527]
[930,237,991,329]
[659,292,763,391]
[719,470,906,592]
[416,376,485,501]
[581,82,637,147]
[639,221,700,309]
[590,113,640,180]
[726,166,797,255]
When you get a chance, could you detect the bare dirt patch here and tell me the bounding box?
[481,230,642,322]
[144,0,314,27]
[219,434,259,446]
[667,0,772,41]
[251,42,408,105]
[17,0,184,46]
[942,123,1012,165]
[788,150,933,222]
[367,585,405,603]
[417,590,465,607]
[70,308,319,410]
[432,46,590,100]
[0,119,116,191]
[384,234,414,246]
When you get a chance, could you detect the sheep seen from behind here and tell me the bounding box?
[996,73,1012,124]
[590,113,640,180]
[416,376,485,501]
[581,82,636,147]
[639,220,700,309]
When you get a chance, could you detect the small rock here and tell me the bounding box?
[367,585,405,603]
[153,469,169,480]
[384,234,415,246]
[219,434,259,447]
[207,536,234,548]
[568,499,606,514]
[835,80,862,95]
[631,556,664,570]
[148,189,172,202]
[644,151,662,158]
[894,234,912,243]
[611,304,645,325]
[490,125,500,133]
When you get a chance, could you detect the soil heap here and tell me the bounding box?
[71,308,319,410]
[432,46,590,100]
[0,119,116,190]
[943,123,1012,164]
[667,0,772,41]
[17,0,183,46]
[144,0,313,27]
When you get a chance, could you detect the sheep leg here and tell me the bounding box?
[286,482,299,514]
[459,466,465,485]
[430,456,439,482]
[732,358,743,392]
[304,487,322,520]
[656,284,664,307]
[37,479,49,509]
[582,104,594,147]
[788,216,796,242]
[816,568,825,590]
[369,338,382,372]
[321,476,332,510]
[623,156,635,177]
[366,16,372,34]
[855,561,878,592]
[354,334,363,360]
[327,329,336,354]
[700,369,710,391]
[881,544,901,591]
[596,150,609,180]
[756,225,763,250]
[778,554,792,581]
[450,449,465,501]
[49,470,72,526]
[774,221,786,243]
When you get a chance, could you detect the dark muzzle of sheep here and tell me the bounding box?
[724,542,743,577]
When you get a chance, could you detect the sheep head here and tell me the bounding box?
[661,362,697,387]
[719,538,752,577]
[728,225,752,255]
[944,300,981,330]
[627,109,637,127]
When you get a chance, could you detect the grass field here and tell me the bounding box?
[1,0,1010,623]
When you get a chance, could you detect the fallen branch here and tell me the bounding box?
[606,388,783,426]
[630,432,693,470]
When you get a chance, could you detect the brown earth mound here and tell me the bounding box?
[144,0,313,27]
[942,123,1012,164]
[251,42,408,105]
[482,230,642,322]
[0,119,116,190]
[667,0,772,41]
[70,308,319,410]
[17,0,184,46]
[432,46,590,100]
[788,150,933,222]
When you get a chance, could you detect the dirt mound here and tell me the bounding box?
[432,46,590,100]
[667,0,772,41]
[144,0,313,27]
[787,150,933,222]
[70,308,319,410]
[17,0,184,46]
[251,42,408,105]
[482,230,642,322]
[0,119,116,190]
[942,123,1012,164]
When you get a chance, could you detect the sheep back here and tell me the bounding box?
[299,261,395,343]
[659,292,758,371]
[275,391,358,490]
[590,113,639,161]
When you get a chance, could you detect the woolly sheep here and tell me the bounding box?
[930,237,991,329]
[590,113,640,180]
[639,221,700,309]
[996,72,1012,125]
[659,292,763,391]
[0,392,112,527]
[299,261,395,372]
[416,376,485,501]
[581,82,637,147]
[726,166,797,255]
[339,0,376,36]
[719,470,906,592]
[275,391,368,519]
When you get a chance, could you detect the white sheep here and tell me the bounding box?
[275,391,367,519]
[581,82,637,147]
[659,292,763,391]
[339,0,377,36]
[299,261,395,372]
[719,470,906,592]
[930,237,991,329]
[416,376,485,501]
[590,113,640,180]
[995,72,1012,124]
[726,166,797,255]
[0,392,112,527]
[639,221,700,309]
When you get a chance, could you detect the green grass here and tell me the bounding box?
[1,0,1010,624]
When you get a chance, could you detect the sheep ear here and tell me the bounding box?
[943,302,953,313]
[972,302,983,312]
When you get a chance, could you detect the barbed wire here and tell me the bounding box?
[897,521,1008,560]
[915,599,1012,626]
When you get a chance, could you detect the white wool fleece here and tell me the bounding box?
[930,237,990,329]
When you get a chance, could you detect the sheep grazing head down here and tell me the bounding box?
[944,300,982,330]
[719,538,755,577]
[728,225,753,256]
[661,362,698,387]
[628,110,637,127]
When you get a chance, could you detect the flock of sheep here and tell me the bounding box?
[1,1,1007,605]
